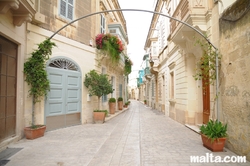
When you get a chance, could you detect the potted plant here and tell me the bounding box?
[124,102,129,108]
[84,70,113,123]
[23,39,56,139]
[117,97,123,110]
[93,110,108,123]
[144,100,147,104]
[109,98,116,114]
[200,119,227,152]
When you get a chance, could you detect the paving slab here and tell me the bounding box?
[4,101,249,166]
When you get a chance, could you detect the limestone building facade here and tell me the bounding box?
[141,0,249,160]
[0,0,128,150]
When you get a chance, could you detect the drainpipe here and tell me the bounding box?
[215,49,219,121]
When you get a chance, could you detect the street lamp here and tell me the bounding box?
[149,60,154,67]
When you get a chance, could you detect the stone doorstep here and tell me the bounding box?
[185,124,201,134]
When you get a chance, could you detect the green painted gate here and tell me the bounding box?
[45,58,81,131]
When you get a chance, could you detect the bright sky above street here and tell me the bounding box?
[118,0,155,87]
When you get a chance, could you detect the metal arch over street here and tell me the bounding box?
[48,8,220,120]
[48,9,217,49]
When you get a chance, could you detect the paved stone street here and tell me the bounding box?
[4,100,249,166]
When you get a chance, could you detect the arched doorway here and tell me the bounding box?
[45,57,82,131]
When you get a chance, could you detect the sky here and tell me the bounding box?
[118,0,155,87]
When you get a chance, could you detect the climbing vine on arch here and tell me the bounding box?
[193,37,221,86]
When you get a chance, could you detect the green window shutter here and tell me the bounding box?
[119,84,122,97]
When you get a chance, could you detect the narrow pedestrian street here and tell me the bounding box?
[4,101,249,166]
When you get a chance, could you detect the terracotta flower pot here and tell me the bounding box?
[93,112,106,123]
[201,134,226,152]
[109,102,116,114]
[24,125,46,140]
[118,101,123,110]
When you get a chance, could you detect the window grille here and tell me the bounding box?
[49,58,78,71]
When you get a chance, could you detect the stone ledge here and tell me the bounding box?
[105,107,129,122]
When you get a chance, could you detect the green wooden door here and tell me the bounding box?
[45,58,81,131]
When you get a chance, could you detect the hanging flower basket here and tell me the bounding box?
[124,55,133,76]
[95,33,124,64]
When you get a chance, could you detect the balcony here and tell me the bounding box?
[144,67,152,80]
[169,0,211,43]
[0,0,44,26]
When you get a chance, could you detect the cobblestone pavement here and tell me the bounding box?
[5,100,249,166]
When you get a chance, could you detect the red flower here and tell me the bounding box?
[95,34,104,49]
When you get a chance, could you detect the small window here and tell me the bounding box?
[59,0,74,20]
[100,14,106,33]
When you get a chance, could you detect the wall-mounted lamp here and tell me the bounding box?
[149,60,154,67]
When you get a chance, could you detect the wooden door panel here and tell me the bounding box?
[202,78,210,124]
[66,72,80,114]
[46,68,65,116]
[46,64,81,130]
[0,36,17,141]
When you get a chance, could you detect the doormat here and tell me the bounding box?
[0,160,9,166]
[0,148,22,166]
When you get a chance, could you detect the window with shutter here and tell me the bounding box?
[59,0,74,20]
[100,14,106,33]
[119,84,122,97]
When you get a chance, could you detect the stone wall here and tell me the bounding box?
[39,0,92,45]
[219,0,250,160]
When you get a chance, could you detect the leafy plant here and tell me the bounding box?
[84,70,113,109]
[93,110,108,117]
[125,102,129,106]
[200,120,227,143]
[118,97,123,101]
[124,55,133,76]
[24,39,56,127]
[109,97,116,103]
[193,37,221,86]
[95,33,124,64]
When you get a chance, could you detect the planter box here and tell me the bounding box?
[93,112,106,123]
[24,125,46,140]
[201,134,226,152]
